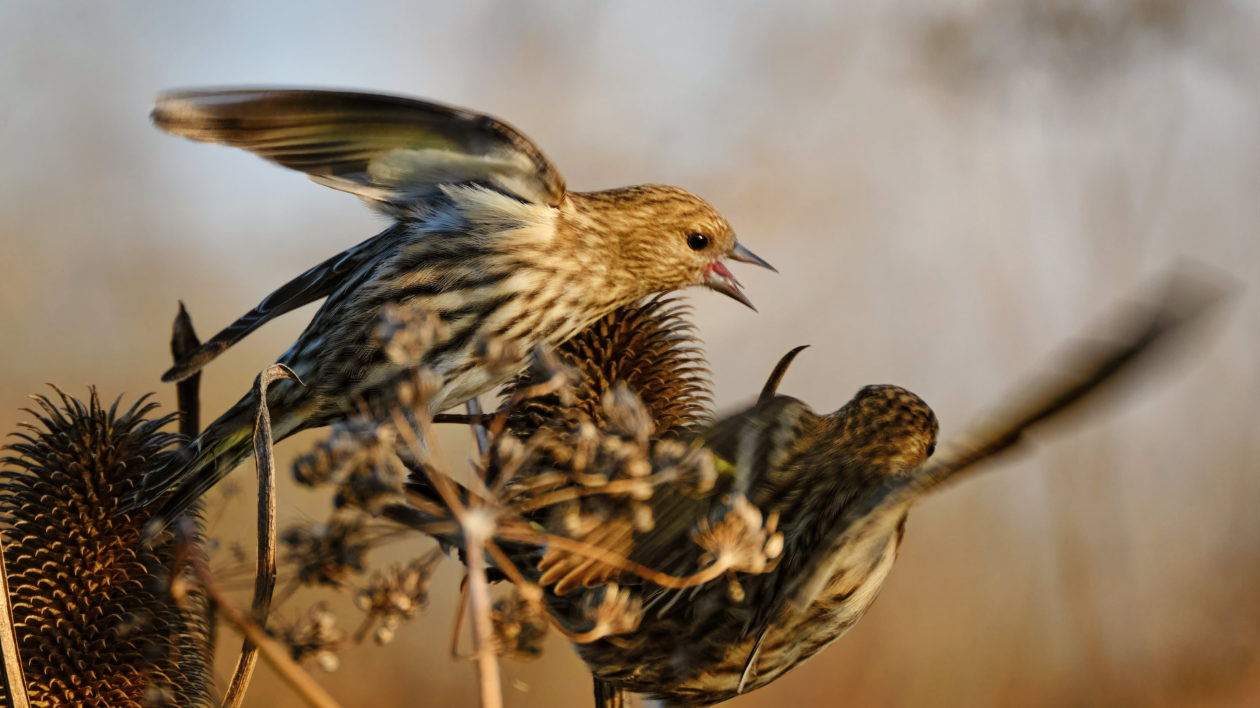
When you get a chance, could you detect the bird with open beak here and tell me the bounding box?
[133,88,774,529]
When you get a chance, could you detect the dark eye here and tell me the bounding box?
[925,442,936,458]
[686,232,710,251]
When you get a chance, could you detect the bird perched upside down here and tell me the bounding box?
[469,271,1217,706]
[395,298,937,706]
[133,88,772,528]
[510,360,939,705]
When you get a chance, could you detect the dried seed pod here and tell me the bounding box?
[0,388,213,707]
[503,295,713,441]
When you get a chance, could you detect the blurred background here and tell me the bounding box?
[1,1,1256,706]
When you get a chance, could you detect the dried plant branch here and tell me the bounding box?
[466,398,491,458]
[0,531,30,708]
[494,522,742,593]
[171,301,203,437]
[193,558,343,708]
[223,364,300,708]
[462,513,504,708]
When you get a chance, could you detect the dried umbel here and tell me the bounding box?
[0,388,212,707]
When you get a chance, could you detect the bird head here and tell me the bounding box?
[574,185,774,309]
[830,385,939,476]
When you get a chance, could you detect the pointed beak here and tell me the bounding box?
[706,261,757,311]
[728,240,776,273]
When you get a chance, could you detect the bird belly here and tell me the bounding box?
[739,528,902,693]
[649,527,903,703]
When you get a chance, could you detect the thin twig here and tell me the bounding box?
[391,385,505,707]
[0,531,30,708]
[466,398,491,458]
[171,301,202,437]
[462,512,503,708]
[223,364,299,708]
[193,557,343,708]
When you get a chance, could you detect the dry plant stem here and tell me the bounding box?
[0,531,30,708]
[171,301,203,437]
[193,558,343,708]
[495,523,736,591]
[449,577,470,660]
[512,477,685,514]
[392,407,466,521]
[223,365,298,708]
[462,515,503,708]
[466,398,491,458]
[391,393,504,706]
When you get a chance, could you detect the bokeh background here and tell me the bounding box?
[1,1,1257,706]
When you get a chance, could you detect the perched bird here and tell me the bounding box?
[569,382,939,706]
[505,356,938,705]
[395,297,938,706]
[135,88,772,528]
[457,270,1221,706]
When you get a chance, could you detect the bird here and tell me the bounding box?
[504,357,939,706]
[395,297,937,706]
[458,269,1221,706]
[567,381,939,706]
[133,88,773,529]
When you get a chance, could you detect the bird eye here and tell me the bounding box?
[926,442,936,458]
[686,233,710,251]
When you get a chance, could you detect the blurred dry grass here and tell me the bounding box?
[1,2,1256,706]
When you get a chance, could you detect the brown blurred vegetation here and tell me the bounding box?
[1,2,1256,706]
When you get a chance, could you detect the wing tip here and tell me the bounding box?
[161,344,226,383]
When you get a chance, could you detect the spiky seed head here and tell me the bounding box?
[0,388,213,707]
[504,295,713,441]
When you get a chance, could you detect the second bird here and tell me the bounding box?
[137,88,772,528]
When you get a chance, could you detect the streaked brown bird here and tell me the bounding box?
[397,299,937,706]
[510,357,938,706]
[134,88,773,529]
[467,270,1221,706]
[574,381,938,706]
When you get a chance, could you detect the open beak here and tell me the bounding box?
[706,261,755,310]
[706,240,775,311]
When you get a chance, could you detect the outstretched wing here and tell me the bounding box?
[152,88,568,210]
[161,225,396,383]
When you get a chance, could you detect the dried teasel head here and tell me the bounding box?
[503,295,713,442]
[0,387,213,707]
[491,296,715,501]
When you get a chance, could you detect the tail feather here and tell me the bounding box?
[134,394,260,534]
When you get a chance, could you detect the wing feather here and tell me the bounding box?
[152,88,567,210]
